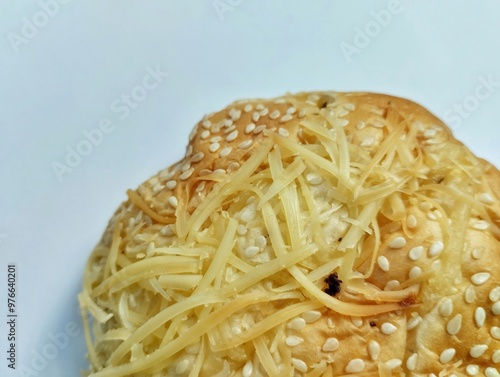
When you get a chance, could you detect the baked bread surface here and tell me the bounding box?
[80,92,500,377]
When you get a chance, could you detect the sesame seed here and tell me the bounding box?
[213,168,226,175]
[406,315,421,330]
[259,108,269,116]
[351,317,363,327]
[339,119,349,127]
[238,140,253,150]
[210,136,222,143]
[491,327,500,340]
[231,110,241,121]
[429,241,444,257]
[200,130,210,139]
[371,119,385,128]
[190,151,204,163]
[219,147,232,158]
[291,358,307,373]
[236,224,247,236]
[202,120,211,129]
[188,126,198,141]
[385,359,402,370]
[255,235,267,249]
[223,125,236,134]
[470,344,488,358]
[472,247,485,259]
[185,342,201,355]
[146,242,155,254]
[306,173,323,185]
[440,348,456,363]
[256,104,264,110]
[226,130,238,142]
[278,127,290,137]
[179,168,194,181]
[227,162,240,173]
[287,317,306,330]
[368,340,380,360]
[166,180,177,190]
[439,298,453,316]
[492,350,500,363]
[409,266,422,279]
[389,236,406,249]
[381,322,397,335]
[168,196,178,208]
[471,272,491,285]
[148,177,159,186]
[377,256,390,272]
[490,287,500,302]
[181,162,191,173]
[492,301,500,315]
[409,246,424,261]
[245,123,256,134]
[344,103,355,111]
[384,280,400,291]
[298,109,307,118]
[253,125,266,134]
[175,359,190,374]
[243,246,259,258]
[280,114,293,123]
[465,285,476,304]
[478,192,494,204]
[285,335,304,347]
[199,169,212,176]
[160,225,174,237]
[251,112,260,122]
[302,310,322,323]
[427,211,438,221]
[209,143,220,153]
[160,169,175,180]
[337,108,349,117]
[345,359,365,373]
[466,364,479,375]
[446,314,462,335]
[485,367,500,377]
[243,104,253,113]
[286,107,296,114]
[406,215,417,229]
[356,121,366,130]
[230,326,243,336]
[270,110,280,119]
[195,181,206,192]
[223,119,233,128]
[360,137,374,147]
[181,162,191,172]
[423,129,437,138]
[242,361,253,377]
[322,337,339,352]
[474,307,486,327]
[406,353,418,371]
[472,220,490,230]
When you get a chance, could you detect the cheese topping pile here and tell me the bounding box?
[80,93,500,376]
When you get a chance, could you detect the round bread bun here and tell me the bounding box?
[80,92,500,377]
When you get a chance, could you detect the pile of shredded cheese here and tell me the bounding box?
[79,93,499,376]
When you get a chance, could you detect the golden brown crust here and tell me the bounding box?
[85,92,500,377]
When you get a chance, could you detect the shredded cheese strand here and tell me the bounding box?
[126,189,175,224]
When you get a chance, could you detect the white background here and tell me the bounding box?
[1,1,499,376]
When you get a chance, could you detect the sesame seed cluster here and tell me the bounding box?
[85,92,500,376]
